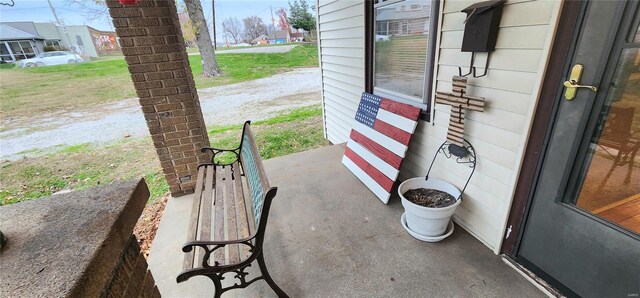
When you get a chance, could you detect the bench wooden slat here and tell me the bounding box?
[233,169,252,237]
[183,166,206,271]
[223,163,240,265]
[196,166,215,267]
[240,169,257,236]
[213,165,226,265]
[232,169,252,260]
[199,166,215,243]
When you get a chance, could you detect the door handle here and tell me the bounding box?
[564,64,598,100]
[563,80,598,91]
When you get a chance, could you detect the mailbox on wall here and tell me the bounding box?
[458,0,506,78]
[461,0,506,52]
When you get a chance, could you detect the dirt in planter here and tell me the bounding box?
[403,188,457,208]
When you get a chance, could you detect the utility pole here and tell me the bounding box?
[212,0,217,50]
[47,0,61,24]
[47,0,78,60]
[270,5,275,28]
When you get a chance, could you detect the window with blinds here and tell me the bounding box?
[374,0,435,103]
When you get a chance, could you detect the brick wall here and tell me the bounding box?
[107,0,210,196]
[102,235,161,297]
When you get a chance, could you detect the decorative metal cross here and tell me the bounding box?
[435,76,486,155]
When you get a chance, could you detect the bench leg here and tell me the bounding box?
[257,253,289,298]
[206,275,223,298]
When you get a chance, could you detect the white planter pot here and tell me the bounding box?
[398,177,461,237]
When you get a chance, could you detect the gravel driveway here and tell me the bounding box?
[189,45,297,55]
[0,67,321,161]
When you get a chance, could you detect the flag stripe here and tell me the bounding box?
[352,121,406,157]
[344,147,394,192]
[373,119,412,145]
[347,139,399,180]
[342,156,390,202]
[376,109,417,133]
[350,130,403,169]
[380,98,422,120]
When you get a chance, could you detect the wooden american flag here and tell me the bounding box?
[342,93,422,204]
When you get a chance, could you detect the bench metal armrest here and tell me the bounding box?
[183,236,257,268]
[201,146,239,153]
[200,147,241,166]
[181,235,256,253]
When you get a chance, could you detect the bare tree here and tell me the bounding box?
[222,17,243,44]
[243,16,267,42]
[184,0,221,77]
[66,0,111,28]
[266,24,276,34]
[179,12,197,47]
[66,0,108,18]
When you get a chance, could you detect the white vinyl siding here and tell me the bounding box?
[317,0,563,253]
[317,0,365,144]
[400,0,562,252]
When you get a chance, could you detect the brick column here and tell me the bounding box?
[107,0,210,196]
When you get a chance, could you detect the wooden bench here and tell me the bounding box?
[177,121,288,298]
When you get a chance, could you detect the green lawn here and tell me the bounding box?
[191,44,317,86]
[0,44,318,118]
[0,106,328,206]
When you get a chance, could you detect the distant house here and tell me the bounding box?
[0,24,43,62]
[0,22,119,62]
[375,1,429,37]
[251,34,269,45]
[290,32,304,42]
[268,30,290,44]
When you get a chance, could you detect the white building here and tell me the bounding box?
[0,22,119,62]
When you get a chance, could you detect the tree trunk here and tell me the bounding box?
[184,0,221,77]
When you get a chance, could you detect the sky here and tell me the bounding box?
[0,0,296,38]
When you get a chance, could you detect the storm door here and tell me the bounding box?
[517,1,640,297]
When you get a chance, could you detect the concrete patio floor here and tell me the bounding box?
[148,144,545,297]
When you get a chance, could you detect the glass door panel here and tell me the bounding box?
[573,31,640,235]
